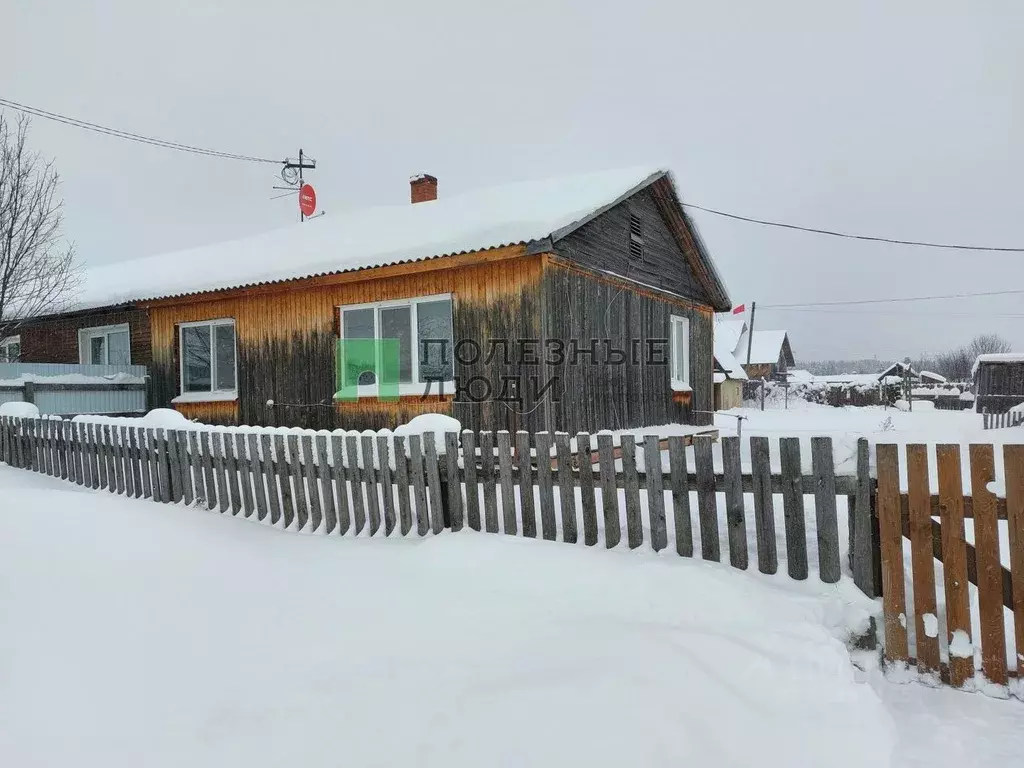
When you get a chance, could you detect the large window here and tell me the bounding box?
[179,319,237,396]
[79,324,131,366]
[0,335,20,363]
[670,315,690,391]
[339,294,454,395]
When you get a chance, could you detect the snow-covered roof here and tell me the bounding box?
[713,317,746,352]
[972,353,1024,376]
[73,166,729,309]
[878,361,917,379]
[734,329,790,366]
[919,370,946,383]
[713,336,748,381]
[786,368,815,384]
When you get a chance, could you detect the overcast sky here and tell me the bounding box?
[5,0,1023,360]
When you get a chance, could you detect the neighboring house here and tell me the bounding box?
[44,168,730,432]
[714,316,794,381]
[712,321,747,410]
[878,361,918,382]
[0,335,20,363]
[973,354,1024,414]
[919,370,946,385]
[14,306,150,367]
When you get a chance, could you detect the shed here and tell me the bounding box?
[972,353,1024,414]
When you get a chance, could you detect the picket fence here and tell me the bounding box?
[876,443,1024,686]
[0,416,874,587]
[982,410,1024,430]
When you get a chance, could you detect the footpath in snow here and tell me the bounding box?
[2,465,1022,766]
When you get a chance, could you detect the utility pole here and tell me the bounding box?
[745,301,757,367]
[281,149,317,221]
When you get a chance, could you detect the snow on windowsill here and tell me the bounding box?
[670,381,692,393]
[171,392,239,404]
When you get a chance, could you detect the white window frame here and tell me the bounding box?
[670,314,691,392]
[337,293,454,398]
[0,334,20,363]
[174,318,238,402]
[78,324,131,366]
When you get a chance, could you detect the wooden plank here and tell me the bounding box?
[556,433,579,545]
[362,434,381,536]
[749,436,777,574]
[200,430,219,509]
[77,422,88,488]
[496,431,517,535]
[721,435,747,569]
[155,429,171,503]
[274,434,294,527]
[392,435,411,536]
[597,433,619,548]
[461,431,480,532]
[969,443,1007,686]
[129,427,143,498]
[42,419,53,476]
[136,426,150,499]
[667,435,692,557]
[779,437,807,579]
[187,429,204,506]
[377,435,396,535]
[166,430,183,503]
[210,431,228,513]
[105,425,119,494]
[516,431,536,538]
[851,438,878,597]
[87,423,99,489]
[301,434,322,532]
[261,434,281,524]
[877,443,908,664]
[408,434,430,536]
[345,434,365,534]
[536,432,557,541]
[236,433,255,518]
[811,437,840,583]
[444,432,463,532]
[620,435,643,550]
[1002,444,1024,678]
[285,435,306,528]
[576,432,598,546]
[58,421,68,480]
[694,437,719,562]
[936,444,974,688]
[95,424,109,490]
[318,434,337,533]
[423,433,444,535]
[330,434,351,534]
[221,432,242,515]
[172,429,190,505]
[113,424,126,494]
[119,426,133,497]
[479,431,498,533]
[248,434,268,521]
[906,444,940,677]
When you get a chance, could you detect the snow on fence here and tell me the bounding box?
[0,416,873,588]
[875,443,1023,689]
[982,409,1024,430]
[0,363,148,416]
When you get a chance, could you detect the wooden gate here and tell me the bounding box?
[875,443,1024,687]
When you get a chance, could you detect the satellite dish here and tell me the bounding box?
[281,166,299,185]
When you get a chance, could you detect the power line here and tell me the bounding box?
[683,202,1024,253]
[760,288,1024,309]
[0,96,280,164]
[761,306,1024,319]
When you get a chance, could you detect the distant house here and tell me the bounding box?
[919,370,946,385]
[973,354,1024,413]
[712,331,747,410]
[878,362,918,382]
[714,317,794,381]
[22,168,732,433]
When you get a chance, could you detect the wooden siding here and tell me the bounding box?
[540,260,714,432]
[148,248,543,430]
[15,307,151,367]
[552,181,713,306]
[975,362,1024,414]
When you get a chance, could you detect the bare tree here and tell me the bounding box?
[934,333,1012,381]
[0,113,80,341]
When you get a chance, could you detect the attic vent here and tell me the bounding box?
[628,213,644,260]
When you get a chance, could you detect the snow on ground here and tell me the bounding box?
[2,465,1022,766]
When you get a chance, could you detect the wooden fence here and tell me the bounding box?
[982,409,1024,430]
[876,443,1024,686]
[0,416,874,587]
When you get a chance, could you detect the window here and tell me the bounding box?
[0,335,20,363]
[79,325,131,366]
[179,319,237,396]
[338,294,454,396]
[670,315,690,391]
[628,212,644,261]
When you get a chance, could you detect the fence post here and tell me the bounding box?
[850,437,881,598]
[22,380,35,405]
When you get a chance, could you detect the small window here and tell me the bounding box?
[670,315,690,391]
[0,335,20,363]
[180,319,237,394]
[629,212,644,260]
[338,294,454,396]
[79,325,131,366]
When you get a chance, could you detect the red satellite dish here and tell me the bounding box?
[299,184,316,217]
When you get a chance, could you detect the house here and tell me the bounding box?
[973,354,1024,413]
[714,316,794,381]
[712,318,747,409]
[12,305,150,368]
[919,370,946,385]
[39,167,731,432]
[878,361,918,382]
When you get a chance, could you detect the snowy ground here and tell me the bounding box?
[1,466,1022,766]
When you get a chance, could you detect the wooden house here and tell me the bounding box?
[973,354,1024,413]
[712,318,747,410]
[714,316,794,382]
[44,168,732,432]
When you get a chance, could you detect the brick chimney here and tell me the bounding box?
[410,173,438,204]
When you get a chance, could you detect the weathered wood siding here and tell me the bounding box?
[15,307,151,367]
[975,362,1024,413]
[552,180,713,306]
[540,261,714,431]
[147,248,543,431]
